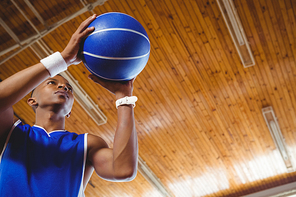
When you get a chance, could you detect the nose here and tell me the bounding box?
[58,84,68,91]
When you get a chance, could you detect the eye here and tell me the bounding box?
[67,86,73,92]
[47,81,56,85]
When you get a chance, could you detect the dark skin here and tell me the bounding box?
[0,14,138,189]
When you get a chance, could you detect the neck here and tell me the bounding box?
[35,109,66,133]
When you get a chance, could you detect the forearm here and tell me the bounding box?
[0,15,97,112]
[0,63,49,111]
[87,74,138,180]
[112,104,138,179]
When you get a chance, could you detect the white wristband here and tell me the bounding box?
[40,52,68,77]
[116,96,138,109]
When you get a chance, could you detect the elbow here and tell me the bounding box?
[126,167,138,181]
[114,167,138,182]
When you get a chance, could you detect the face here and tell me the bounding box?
[29,75,74,116]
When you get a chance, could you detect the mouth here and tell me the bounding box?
[55,90,69,98]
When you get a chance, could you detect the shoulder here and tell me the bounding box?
[5,119,27,139]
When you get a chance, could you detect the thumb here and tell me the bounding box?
[88,74,103,84]
[88,74,94,80]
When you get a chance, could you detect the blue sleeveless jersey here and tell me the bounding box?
[0,120,88,197]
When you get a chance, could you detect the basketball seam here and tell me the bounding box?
[84,63,140,81]
[87,28,150,43]
[82,51,150,60]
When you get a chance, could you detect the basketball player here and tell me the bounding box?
[0,14,138,197]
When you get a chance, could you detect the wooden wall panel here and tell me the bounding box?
[1,0,296,196]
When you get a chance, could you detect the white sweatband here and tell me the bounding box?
[40,52,68,77]
[116,96,138,109]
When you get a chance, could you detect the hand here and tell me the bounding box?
[61,14,97,66]
[88,74,135,99]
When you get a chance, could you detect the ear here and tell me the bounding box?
[66,111,71,118]
[27,97,38,107]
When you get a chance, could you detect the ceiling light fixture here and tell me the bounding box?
[262,106,294,172]
[216,0,255,68]
[138,157,172,197]
[222,0,244,45]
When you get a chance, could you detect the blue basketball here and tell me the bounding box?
[82,12,150,81]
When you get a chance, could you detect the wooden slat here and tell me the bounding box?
[1,0,296,196]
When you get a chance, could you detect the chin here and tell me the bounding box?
[51,102,73,114]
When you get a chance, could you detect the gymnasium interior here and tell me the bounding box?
[0,0,295,196]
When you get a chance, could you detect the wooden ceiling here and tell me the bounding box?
[1,0,296,196]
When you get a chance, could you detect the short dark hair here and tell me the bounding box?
[31,88,36,97]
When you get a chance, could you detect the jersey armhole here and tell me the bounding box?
[78,133,88,197]
[0,119,22,163]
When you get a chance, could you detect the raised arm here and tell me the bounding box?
[87,77,138,182]
[0,14,96,112]
[0,61,49,150]
[0,14,97,147]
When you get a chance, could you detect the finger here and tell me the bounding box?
[81,14,96,28]
[81,26,95,38]
[88,74,104,84]
[77,14,97,33]
[88,74,95,81]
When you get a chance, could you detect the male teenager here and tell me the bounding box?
[0,14,138,197]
